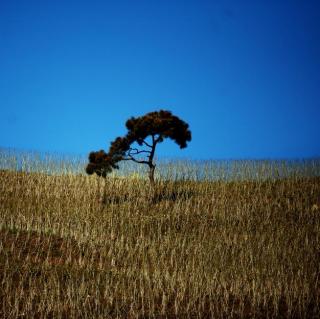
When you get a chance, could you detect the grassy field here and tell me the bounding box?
[0,157,320,318]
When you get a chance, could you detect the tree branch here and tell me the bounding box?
[128,148,151,155]
[142,140,152,148]
[155,134,163,143]
[122,155,149,165]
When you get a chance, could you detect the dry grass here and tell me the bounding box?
[0,161,320,318]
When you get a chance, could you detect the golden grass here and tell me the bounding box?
[0,166,320,318]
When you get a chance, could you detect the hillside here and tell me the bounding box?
[0,169,320,318]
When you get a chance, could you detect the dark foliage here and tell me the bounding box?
[126,110,191,148]
[85,150,115,178]
[86,110,191,183]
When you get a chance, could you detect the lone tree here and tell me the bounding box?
[86,110,191,185]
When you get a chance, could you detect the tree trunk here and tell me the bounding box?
[100,177,107,204]
[148,164,156,187]
[148,135,157,188]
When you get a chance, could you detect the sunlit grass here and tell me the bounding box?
[0,150,319,318]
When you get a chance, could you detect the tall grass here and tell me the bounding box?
[1,147,319,180]
[0,149,319,318]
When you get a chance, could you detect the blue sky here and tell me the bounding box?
[0,0,319,159]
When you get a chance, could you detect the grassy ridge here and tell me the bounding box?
[0,168,320,318]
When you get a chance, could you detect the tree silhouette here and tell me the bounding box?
[86,110,192,185]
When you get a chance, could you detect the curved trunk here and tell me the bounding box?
[147,135,158,187]
[148,164,156,187]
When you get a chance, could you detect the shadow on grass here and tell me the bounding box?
[150,182,196,203]
[98,180,198,205]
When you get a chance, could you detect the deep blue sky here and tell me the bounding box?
[1,0,319,159]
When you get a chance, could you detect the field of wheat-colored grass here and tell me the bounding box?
[0,152,320,318]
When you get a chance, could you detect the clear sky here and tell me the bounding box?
[1,0,319,159]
